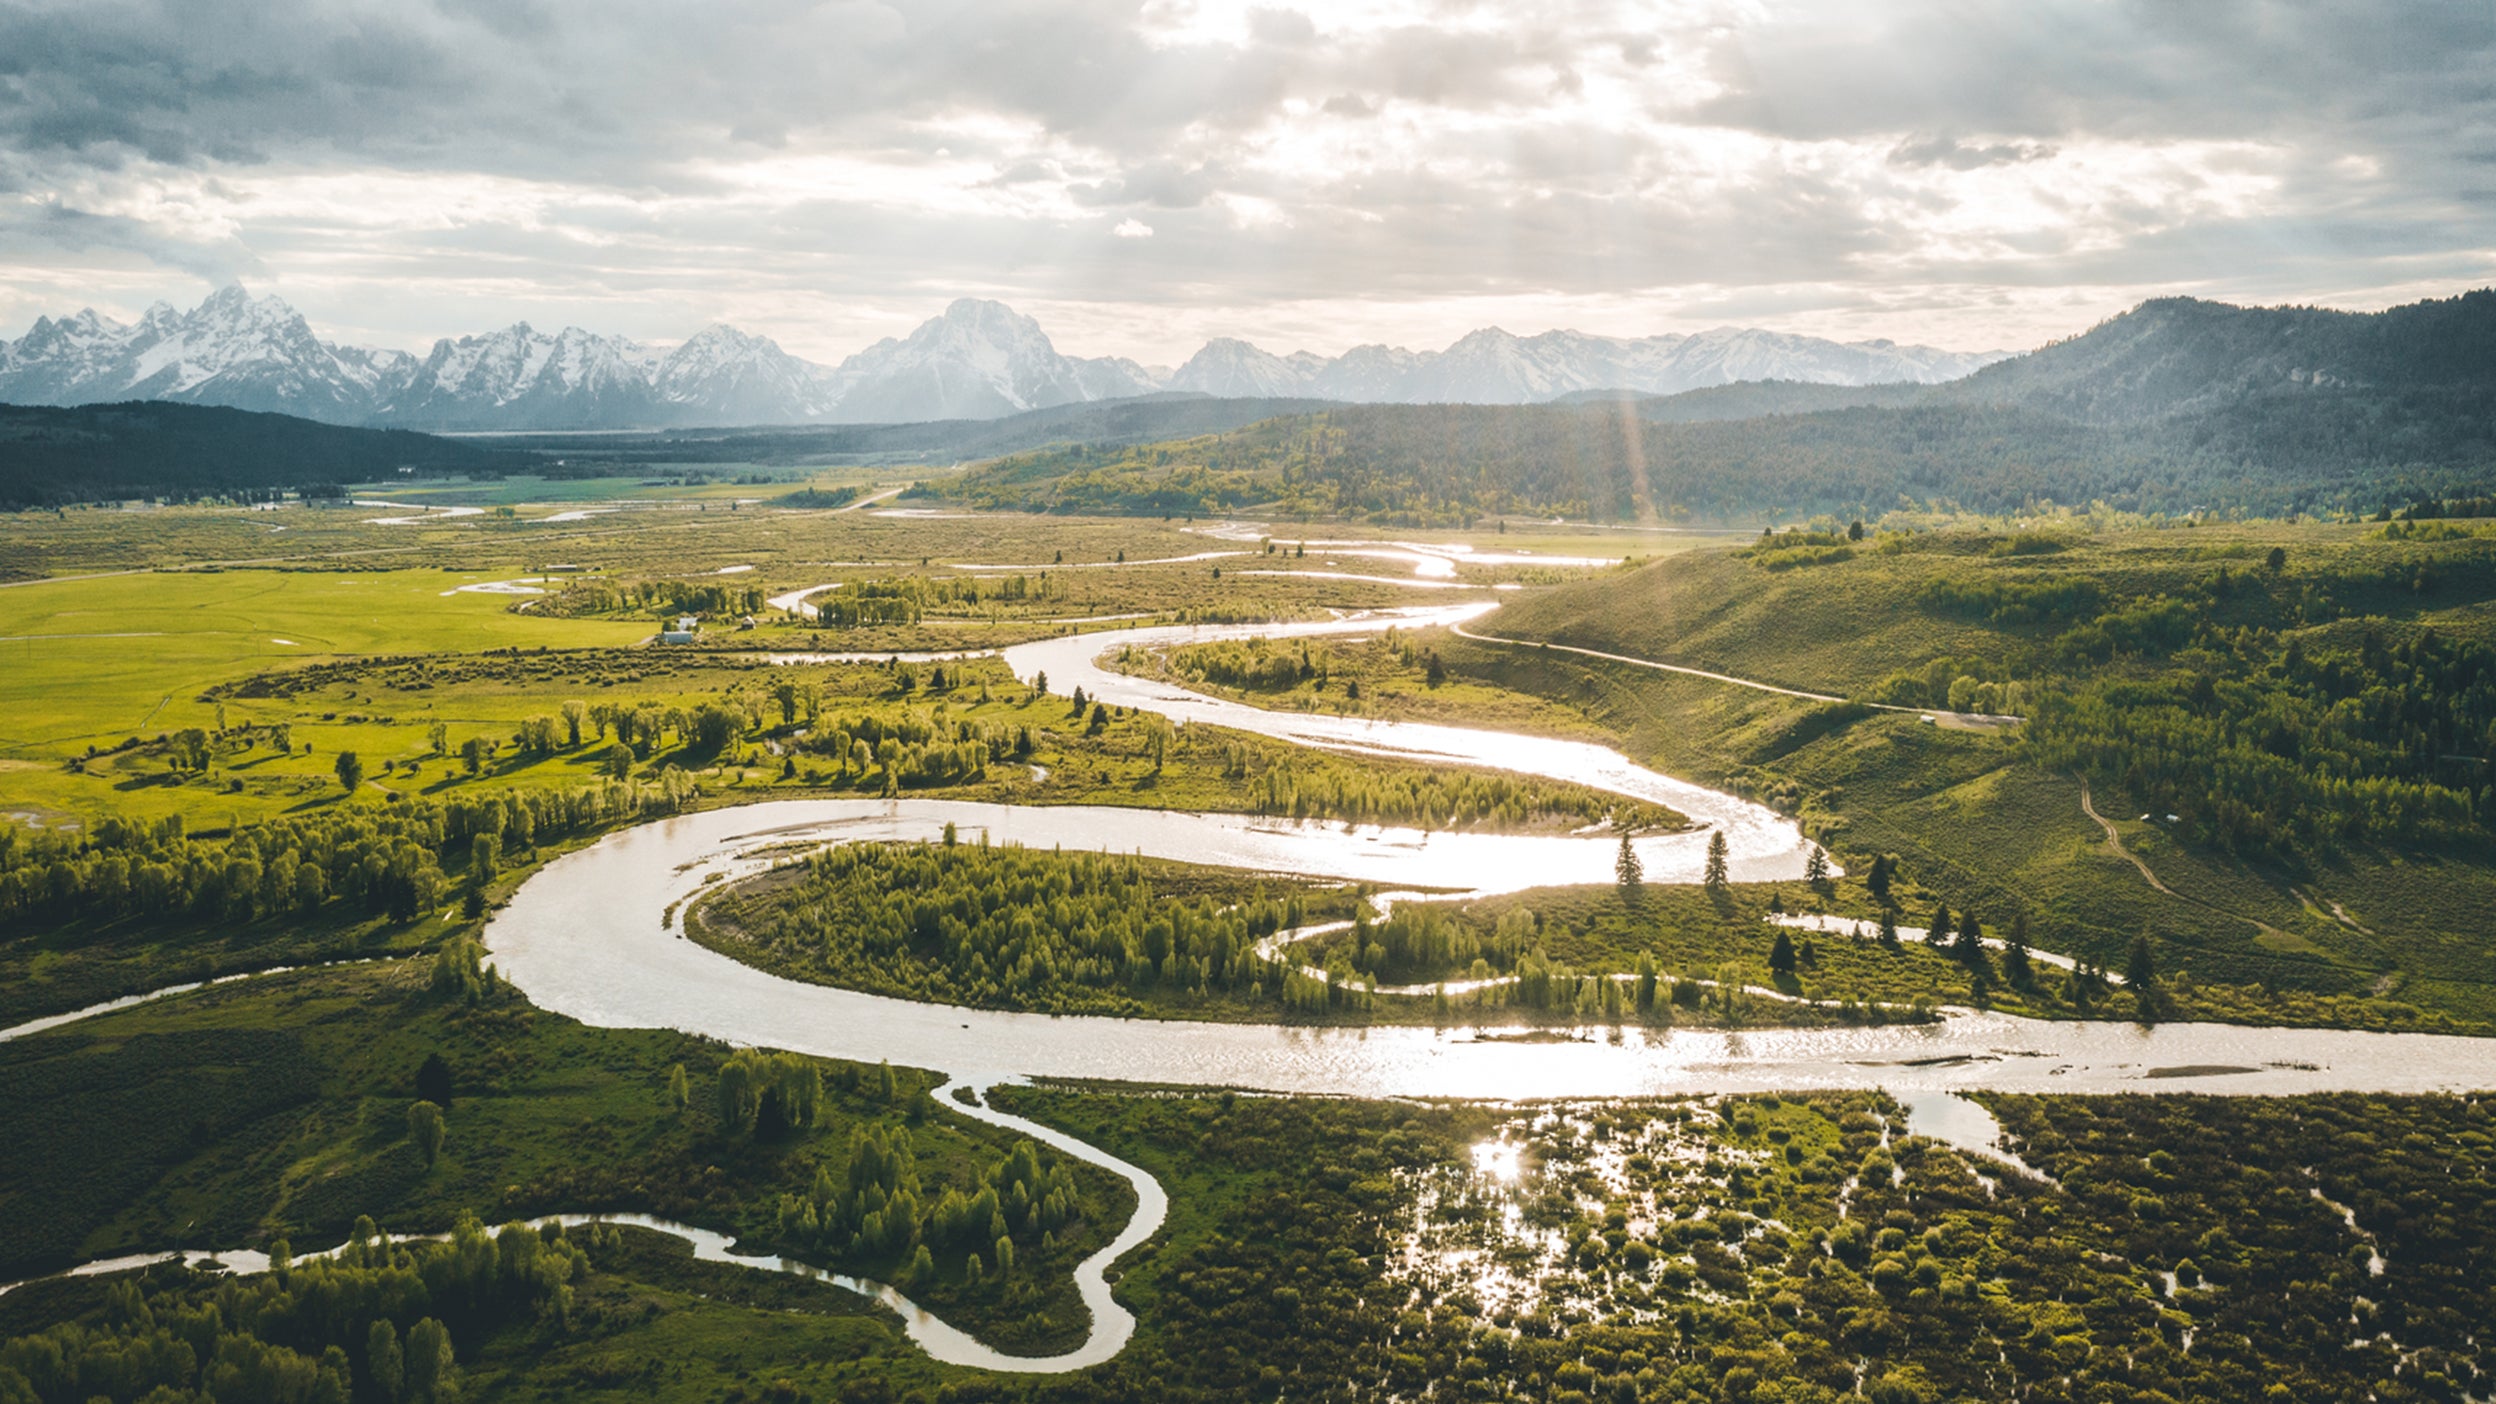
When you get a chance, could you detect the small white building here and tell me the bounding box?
[659,614,699,645]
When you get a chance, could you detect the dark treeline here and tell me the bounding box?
[0,403,524,509]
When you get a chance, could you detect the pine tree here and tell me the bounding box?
[1805,845,1830,885]
[1866,853,1894,905]
[1769,929,1798,978]
[1877,909,1899,947]
[2003,913,2035,988]
[2126,932,2158,988]
[1703,830,1730,888]
[1615,833,1644,894]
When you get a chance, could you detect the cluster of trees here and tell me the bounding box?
[0,1214,589,1404]
[532,578,767,621]
[0,775,709,928]
[705,840,1324,1015]
[1240,751,1670,833]
[794,709,1012,794]
[2030,625,2496,861]
[770,1126,1087,1287]
[802,574,1060,628]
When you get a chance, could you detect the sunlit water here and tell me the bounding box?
[1002,604,1815,883]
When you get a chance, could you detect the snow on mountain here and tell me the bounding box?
[1214,326,2007,405]
[0,286,411,422]
[1167,338,1324,398]
[0,285,2012,429]
[1306,343,1427,401]
[816,298,1158,423]
[376,322,668,430]
[653,324,838,425]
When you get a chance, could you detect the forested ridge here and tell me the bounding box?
[918,292,2496,525]
[0,403,524,508]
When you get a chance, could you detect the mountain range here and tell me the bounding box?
[0,287,2007,431]
[923,290,2496,523]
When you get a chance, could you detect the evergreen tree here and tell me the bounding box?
[415,1052,452,1108]
[1703,830,1730,888]
[1805,845,1830,885]
[2003,914,2035,988]
[1866,853,1894,904]
[1615,834,1644,894]
[1768,929,1798,978]
[1877,909,1899,947]
[2127,932,2158,988]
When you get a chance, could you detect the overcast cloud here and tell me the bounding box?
[1,0,2490,361]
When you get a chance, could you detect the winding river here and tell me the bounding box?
[16,601,2496,1373]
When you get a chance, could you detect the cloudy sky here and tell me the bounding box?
[2,0,2491,363]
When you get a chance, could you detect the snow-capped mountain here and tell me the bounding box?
[817,299,1159,423]
[374,323,668,431]
[0,286,409,422]
[1203,326,2007,405]
[654,324,839,424]
[1167,338,1330,398]
[0,285,2012,429]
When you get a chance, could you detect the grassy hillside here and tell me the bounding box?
[1441,520,2496,1026]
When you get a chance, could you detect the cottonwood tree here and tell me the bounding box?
[403,1319,455,1404]
[334,751,364,792]
[407,1100,445,1168]
[367,1320,403,1402]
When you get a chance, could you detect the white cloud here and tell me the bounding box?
[0,0,2487,359]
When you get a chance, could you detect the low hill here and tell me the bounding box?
[916,292,2496,524]
[0,401,527,509]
